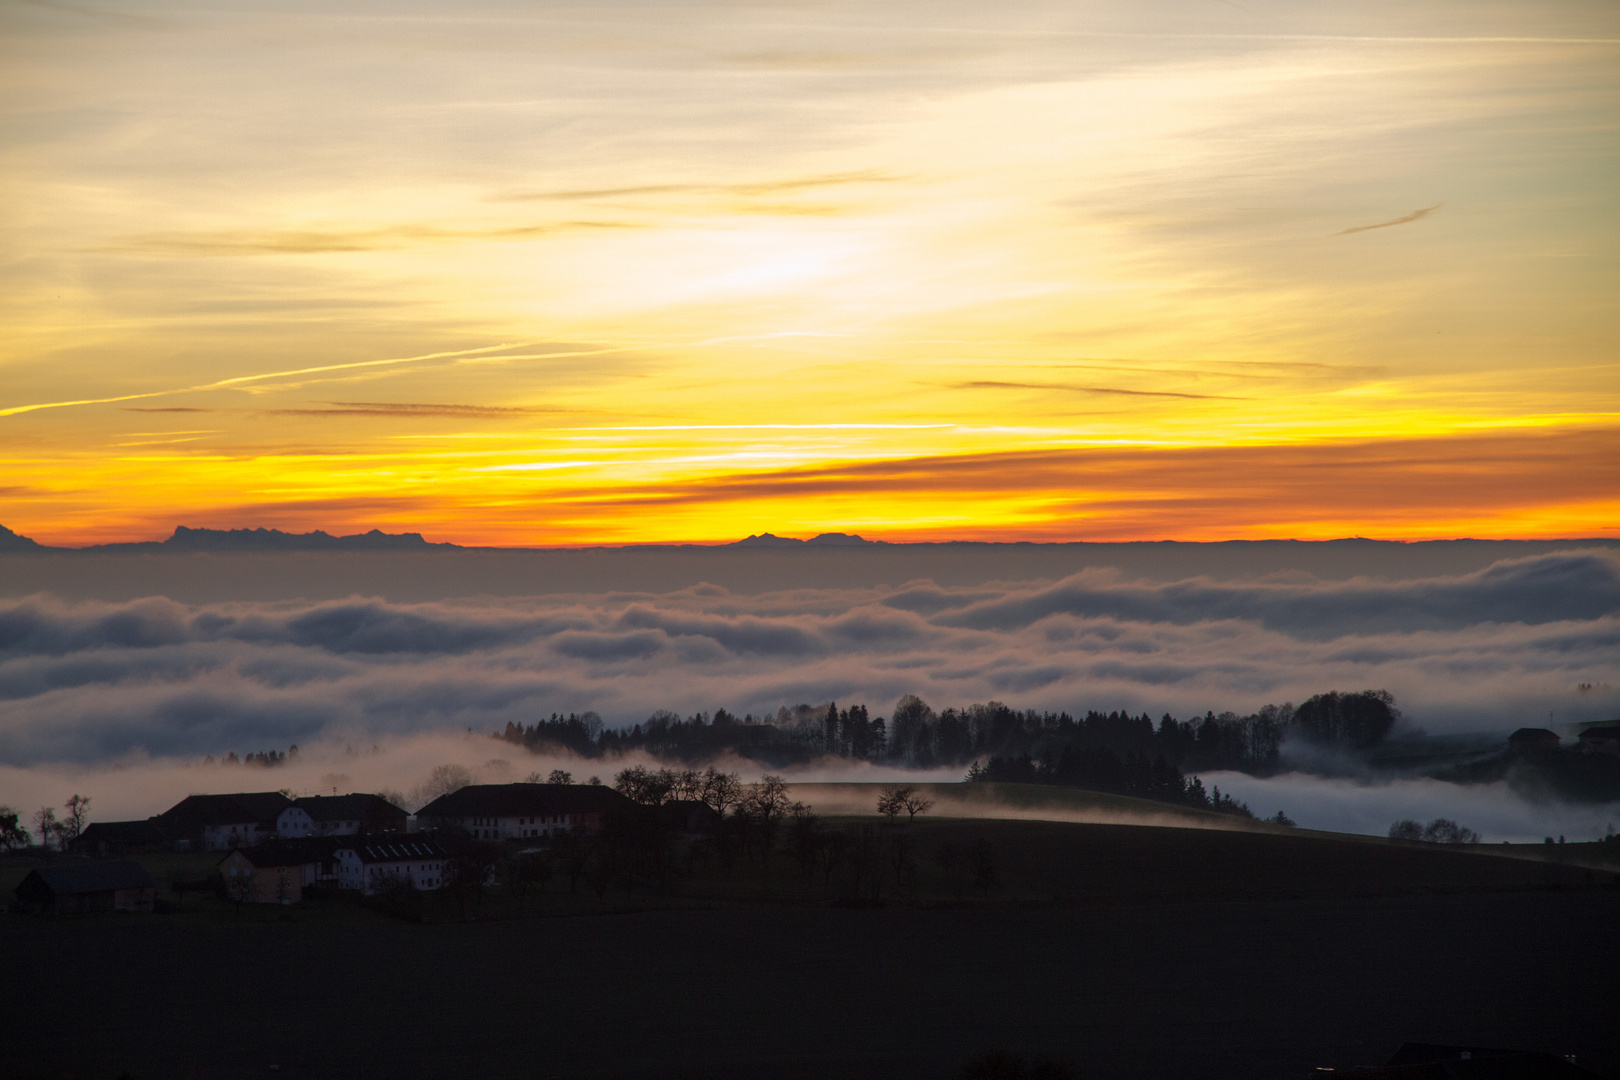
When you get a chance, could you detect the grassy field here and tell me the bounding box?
[5,795,1618,1079]
[4,890,1616,1079]
[4,788,1615,923]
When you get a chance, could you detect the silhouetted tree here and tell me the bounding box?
[1292,690,1399,750]
[60,794,90,847]
[32,806,58,851]
[876,784,910,822]
[698,767,743,819]
[0,806,29,850]
[1421,818,1480,844]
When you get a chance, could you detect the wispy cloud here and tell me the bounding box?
[497,170,902,203]
[951,380,1249,401]
[102,221,640,257]
[266,402,560,419]
[1335,204,1442,236]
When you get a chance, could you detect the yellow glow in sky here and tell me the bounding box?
[1,0,1617,544]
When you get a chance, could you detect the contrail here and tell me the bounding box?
[1335,204,1442,236]
[0,342,656,419]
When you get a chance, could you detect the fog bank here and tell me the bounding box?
[1,550,1616,769]
[1201,770,1620,843]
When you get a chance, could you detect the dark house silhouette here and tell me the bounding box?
[155,791,293,850]
[1576,724,1620,756]
[415,783,631,840]
[1506,728,1561,754]
[74,819,171,857]
[15,860,157,915]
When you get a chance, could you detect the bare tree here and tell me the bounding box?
[1422,818,1481,844]
[698,767,742,819]
[61,794,91,848]
[1388,819,1424,841]
[741,776,792,866]
[547,769,573,785]
[614,765,675,806]
[414,764,474,807]
[32,806,58,851]
[670,769,703,802]
[877,784,912,823]
[901,788,934,821]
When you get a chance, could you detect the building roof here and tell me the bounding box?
[337,837,450,863]
[415,782,630,821]
[224,836,345,868]
[1507,728,1561,744]
[157,792,293,829]
[17,860,156,897]
[1577,725,1620,742]
[288,793,406,823]
[78,820,170,845]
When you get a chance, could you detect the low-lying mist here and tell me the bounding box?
[2,550,1616,842]
[3,728,1615,845]
[1200,770,1620,843]
[1,550,1616,768]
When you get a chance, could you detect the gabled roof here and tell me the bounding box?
[337,837,449,863]
[78,820,169,844]
[18,860,155,896]
[1508,727,1560,744]
[288,793,406,822]
[157,792,293,829]
[1577,724,1620,741]
[223,837,345,868]
[415,783,630,820]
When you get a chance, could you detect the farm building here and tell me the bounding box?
[1577,724,1620,756]
[218,837,346,904]
[276,793,407,838]
[15,860,157,915]
[415,783,630,841]
[156,791,293,851]
[74,819,171,857]
[336,837,451,896]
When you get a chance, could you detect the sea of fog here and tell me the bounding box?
[1,544,1616,841]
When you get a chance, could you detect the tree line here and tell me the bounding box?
[499,691,1398,772]
[493,690,1399,816]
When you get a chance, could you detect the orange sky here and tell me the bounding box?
[2,0,1617,546]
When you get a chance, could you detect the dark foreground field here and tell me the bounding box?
[4,818,1618,1080]
[5,891,1618,1080]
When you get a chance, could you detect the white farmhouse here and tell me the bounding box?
[335,837,451,896]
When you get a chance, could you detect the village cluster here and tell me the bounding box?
[15,782,632,915]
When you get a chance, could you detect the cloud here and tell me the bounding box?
[932,550,1620,637]
[948,381,1249,400]
[0,551,1617,769]
[497,170,902,202]
[1335,204,1442,236]
[102,221,640,257]
[265,402,559,419]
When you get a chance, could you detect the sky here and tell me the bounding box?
[2,0,1617,546]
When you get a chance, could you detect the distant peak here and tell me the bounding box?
[730,531,881,548]
[806,532,880,546]
[0,524,44,551]
[161,526,451,551]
